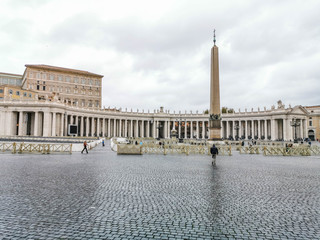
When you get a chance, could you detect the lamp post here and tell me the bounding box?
[290,118,300,143]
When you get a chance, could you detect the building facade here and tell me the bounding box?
[21,65,103,108]
[0,65,317,141]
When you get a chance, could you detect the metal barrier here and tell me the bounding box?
[0,142,72,154]
[140,143,232,156]
[263,146,320,156]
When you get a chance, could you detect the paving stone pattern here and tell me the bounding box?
[0,141,319,239]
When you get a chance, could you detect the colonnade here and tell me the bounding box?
[0,108,209,139]
[222,118,307,141]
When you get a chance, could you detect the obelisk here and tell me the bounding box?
[209,30,221,140]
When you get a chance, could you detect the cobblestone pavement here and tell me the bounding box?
[0,141,319,239]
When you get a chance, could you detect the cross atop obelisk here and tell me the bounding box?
[209,29,221,140]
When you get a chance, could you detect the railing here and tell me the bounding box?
[263,145,320,156]
[237,145,320,156]
[141,142,232,156]
[0,142,72,154]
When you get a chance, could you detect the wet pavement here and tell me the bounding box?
[0,141,319,239]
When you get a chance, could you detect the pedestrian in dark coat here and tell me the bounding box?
[210,144,219,159]
[81,141,88,154]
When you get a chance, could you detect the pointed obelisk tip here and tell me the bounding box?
[213,29,216,45]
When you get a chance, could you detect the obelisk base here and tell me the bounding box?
[209,128,222,140]
[209,119,222,140]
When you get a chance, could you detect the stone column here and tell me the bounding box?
[18,111,24,136]
[190,121,193,139]
[91,117,95,137]
[226,121,230,139]
[184,121,187,139]
[124,119,127,137]
[119,119,122,137]
[141,120,144,138]
[59,113,64,136]
[271,119,276,141]
[107,119,111,138]
[43,111,51,137]
[136,120,139,137]
[85,117,89,137]
[146,121,150,138]
[33,111,39,136]
[264,119,267,140]
[244,120,249,140]
[52,112,56,137]
[97,118,100,137]
[178,122,181,138]
[283,118,287,141]
[202,121,205,139]
[130,119,133,138]
[64,114,68,136]
[300,119,303,139]
[304,119,307,138]
[102,118,106,137]
[258,120,261,139]
[113,119,116,137]
[80,116,84,136]
[196,121,199,139]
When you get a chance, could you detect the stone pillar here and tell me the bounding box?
[85,117,88,137]
[90,117,94,137]
[178,122,181,138]
[226,121,230,139]
[64,114,68,136]
[80,116,84,137]
[97,118,100,137]
[113,119,116,137]
[202,121,205,139]
[264,120,267,140]
[196,121,199,139]
[102,118,106,137]
[190,121,193,139]
[107,119,111,138]
[153,120,156,138]
[244,120,249,140]
[271,119,276,141]
[283,118,287,141]
[59,113,63,136]
[258,120,261,139]
[184,121,187,139]
[300,119,303,139]
[146,121,150,138]
[130,119,133,138]
[137,120,140,138]
[34,111,39,136]
[119,119,122,137]
[18,111,24,136]
[124,119,127,137]
[304,119,307,138]
[141,120,144,138]
[43,111,51,137]
[52,112,56,137]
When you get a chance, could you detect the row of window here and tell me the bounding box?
[32,84,100,96]
[7,89,33,98]
[29,72,100,86]
[0,78,23,86]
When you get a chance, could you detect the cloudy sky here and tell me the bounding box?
[1,0,319,112]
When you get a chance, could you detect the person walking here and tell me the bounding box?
[102,139,105,147]
[81,141,88,154]
[210,144,219,166]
